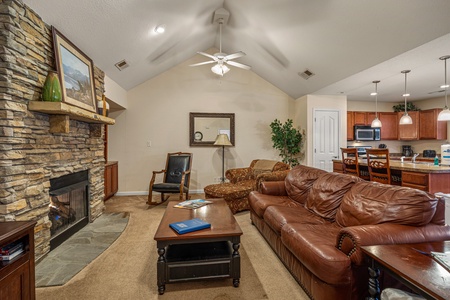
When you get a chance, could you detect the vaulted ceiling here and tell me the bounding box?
[23,0,450,102]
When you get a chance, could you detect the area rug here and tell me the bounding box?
[36,195,308,300]
[35,212,129,287]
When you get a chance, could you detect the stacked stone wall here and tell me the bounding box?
[0,0,106,259]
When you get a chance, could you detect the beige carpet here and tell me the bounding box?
[36,195,308,300]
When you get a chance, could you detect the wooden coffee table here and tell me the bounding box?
[153,199,243,295]
[362,241,450,300]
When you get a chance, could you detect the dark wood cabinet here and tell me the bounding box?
[0,221,36,300]
[353,112,367,125]
[379,112,398,140]
[419,108,447,140]
[104,161,118,201]
[333,161,344,173]
[397,111,419,140]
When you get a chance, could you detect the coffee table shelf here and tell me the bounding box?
[154,199,243,295]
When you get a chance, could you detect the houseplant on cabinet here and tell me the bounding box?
[270,119,305,167]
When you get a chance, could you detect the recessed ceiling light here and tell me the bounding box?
[154,25,165,34]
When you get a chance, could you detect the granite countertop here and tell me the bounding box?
[334,158,450,174]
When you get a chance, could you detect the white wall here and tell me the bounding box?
[108,49,294,194]
[104,75,128,109]
[294,95,347,166]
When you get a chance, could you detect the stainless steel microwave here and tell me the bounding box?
[354,125,381,141]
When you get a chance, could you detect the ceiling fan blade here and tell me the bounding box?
[225,51,246,60]
[227,60,251,70]
[189,61,216,67]
[197,52,218,61]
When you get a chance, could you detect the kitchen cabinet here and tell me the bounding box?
[347,112,354,140]
[419,108,447,140]
[104,161,118,201]
[353,112,367,125]
[397,111,419,140]
[0,221,36,300]
[379,112,398,140]
[401,170,450,194]
[401,171,428,191]
[333,161,343,173]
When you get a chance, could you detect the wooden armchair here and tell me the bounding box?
[147,152,193,205]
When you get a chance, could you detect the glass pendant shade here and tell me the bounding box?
[371,117,382,127]
[438,55,450,121]
[371,80,382,127]
[211,63,230,76]
[399,70,412,125]
[399,113,413,125]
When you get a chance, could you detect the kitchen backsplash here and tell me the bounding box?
[346,140,449,156]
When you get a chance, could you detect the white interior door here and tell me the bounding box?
[313,110,340,171]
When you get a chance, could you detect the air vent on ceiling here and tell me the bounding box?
[298,69,315,80]
[115,59,129,71]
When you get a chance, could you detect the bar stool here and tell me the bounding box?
[340,148,360,177]
[365,148,391,185]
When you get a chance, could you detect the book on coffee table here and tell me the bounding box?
[431,251,450,272]
[169,218,211,234]
[173,199,212,209]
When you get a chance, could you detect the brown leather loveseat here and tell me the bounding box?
[248,164,450,300]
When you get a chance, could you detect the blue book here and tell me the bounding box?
[169,218,211,234]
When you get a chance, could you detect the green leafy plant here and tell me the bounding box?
[392,102,420,112]
[270,119,305,167]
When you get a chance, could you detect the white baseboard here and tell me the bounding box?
[115,189,204,197]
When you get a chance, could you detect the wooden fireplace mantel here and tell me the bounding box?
[28,101,115,134]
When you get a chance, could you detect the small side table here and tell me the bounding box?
[362,242,450,300]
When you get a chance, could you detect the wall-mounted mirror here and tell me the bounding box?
[190,112,235,146]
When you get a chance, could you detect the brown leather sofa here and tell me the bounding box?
[248,164,450,300]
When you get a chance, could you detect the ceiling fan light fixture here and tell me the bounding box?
[211,63,230,76]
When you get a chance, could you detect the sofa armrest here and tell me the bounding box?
[226,167,252,184]
[336,223,450,266]
[255,170,290,192]
[260,181,288,196]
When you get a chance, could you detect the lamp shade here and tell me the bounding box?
[438,107,450,121]
[371,117,382,128]
[214,134,232,146]
[399,113,413,125]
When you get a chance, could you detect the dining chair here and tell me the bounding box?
[340,148,360,177]
[365,148,391,184]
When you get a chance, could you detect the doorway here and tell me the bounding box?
[313,110,340,171]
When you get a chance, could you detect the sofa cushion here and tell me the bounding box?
[281,223,352,285]
[285,165,327,205]
[305,172,363,221]
[336,181,438,227]
[264,205,330,235]
[248,191,301,218]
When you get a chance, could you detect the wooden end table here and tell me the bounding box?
[362,241,450,300]
[153,199,243,295]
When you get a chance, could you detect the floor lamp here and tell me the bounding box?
[214,134,232,183]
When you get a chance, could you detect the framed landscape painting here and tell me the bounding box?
[52,27,96,112]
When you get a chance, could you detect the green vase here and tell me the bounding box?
[42,71,62,102]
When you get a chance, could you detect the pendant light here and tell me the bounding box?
[438,55,450,121]
[399,70,413,125]
[371,80,382,128]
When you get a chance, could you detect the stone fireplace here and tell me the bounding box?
[0,1,108,259]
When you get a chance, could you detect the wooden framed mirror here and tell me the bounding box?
[189,112,235,146]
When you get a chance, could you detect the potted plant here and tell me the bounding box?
[270,119,305,167]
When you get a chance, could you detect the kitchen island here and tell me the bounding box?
[333,159,450,193]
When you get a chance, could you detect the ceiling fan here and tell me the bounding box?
[189,8,251,76]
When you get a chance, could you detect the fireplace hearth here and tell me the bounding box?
[49,170,90,250]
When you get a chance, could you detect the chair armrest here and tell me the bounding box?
[256,170,290,192]
[336,223,450,266]
[226,167,252,184]
[150,169,166,185]
[259,181,287,196]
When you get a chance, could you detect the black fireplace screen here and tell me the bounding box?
[49,170,89,249]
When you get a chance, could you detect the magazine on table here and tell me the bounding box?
[169,218,211,234]
[173,199,212,209]
[431,251,450,272]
